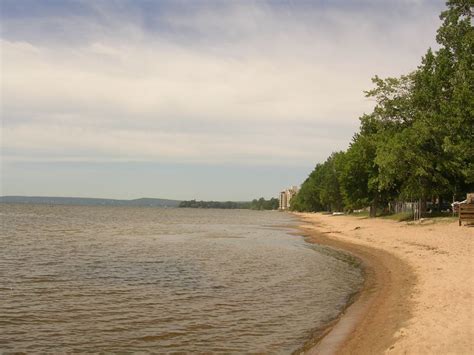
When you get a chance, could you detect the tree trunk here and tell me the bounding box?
[369,200,377,218]
[420,199,427,218]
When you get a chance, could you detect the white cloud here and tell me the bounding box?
[1,2,442,167]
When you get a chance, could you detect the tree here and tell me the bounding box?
[293,1,473,215]
[338,133,377,214]
[290,165,325,212]
[434,0,474,195]
[290,153,344,212]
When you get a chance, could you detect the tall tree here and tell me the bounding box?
[434,0,474,196]
[292,1,473,215]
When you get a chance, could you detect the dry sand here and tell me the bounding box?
[296,213,473,355]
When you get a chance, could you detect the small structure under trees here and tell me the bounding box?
[458,193,474,226]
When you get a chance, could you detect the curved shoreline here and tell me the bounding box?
[295,214,417,354]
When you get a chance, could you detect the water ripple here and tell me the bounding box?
[0,204,363,353]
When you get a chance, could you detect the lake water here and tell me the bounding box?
[0,204,363,353]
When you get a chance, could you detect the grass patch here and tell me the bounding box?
[382,212,414,222]
[423,216,457,224]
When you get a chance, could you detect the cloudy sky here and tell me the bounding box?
[1,0,445,200]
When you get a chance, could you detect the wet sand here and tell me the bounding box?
[295,213,474,354]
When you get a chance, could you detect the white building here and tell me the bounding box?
[279,186,299,210]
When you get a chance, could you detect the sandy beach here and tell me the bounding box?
[296,213,474,354]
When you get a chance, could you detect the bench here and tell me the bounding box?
[459,204,474,226]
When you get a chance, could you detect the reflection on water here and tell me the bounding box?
[0,204,363,353]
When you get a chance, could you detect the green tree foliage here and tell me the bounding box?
[178,198,279,210]
[385,0,474,200]
[433,0,473,188]
[292,1,473,215]
[249,197,279,210]
[290,153,344,212]
[289,165,325,212]
[178,200,247,209]
[338,133,378,212]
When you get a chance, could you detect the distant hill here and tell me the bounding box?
[0,196,181,207]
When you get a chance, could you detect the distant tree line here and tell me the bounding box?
[291,1,473,216]
[179,200,246,209]
[179,197,279,210]
[248,197,279,210]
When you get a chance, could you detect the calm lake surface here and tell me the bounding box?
[0,204,363,353]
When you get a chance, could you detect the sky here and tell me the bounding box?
[1,0,446,200]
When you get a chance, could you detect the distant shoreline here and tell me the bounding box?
[0,196,281,210]
[0,196,181,208]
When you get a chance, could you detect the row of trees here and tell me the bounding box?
[248,197,279,210]
[291,1,473,216]
[179,197,279,210]
[179,200,248,209]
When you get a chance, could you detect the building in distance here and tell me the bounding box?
[279,186,299,210]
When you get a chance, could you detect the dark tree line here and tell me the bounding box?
[291,1,473,216]
[179,197,279,210]
[248,197,280,210]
